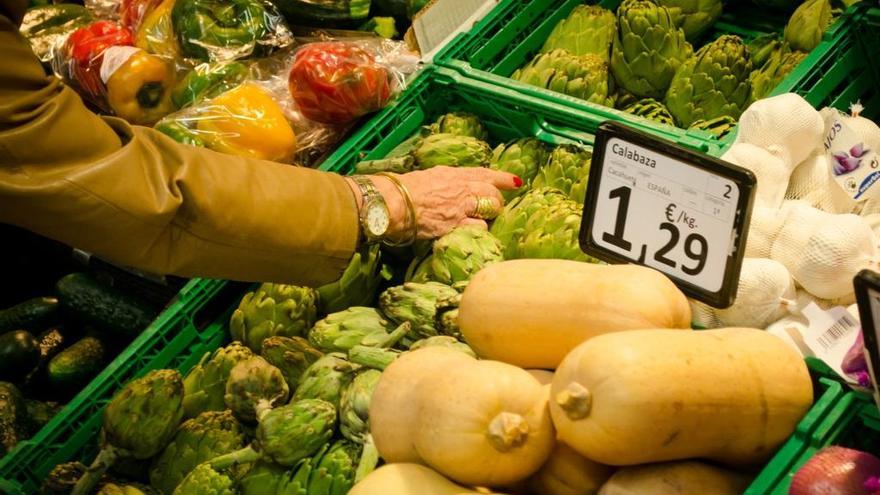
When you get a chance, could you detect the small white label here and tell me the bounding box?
[99,45,140,84]
[801,302,861,382]
[823,109,880,202]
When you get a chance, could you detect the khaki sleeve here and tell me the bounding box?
[0,12,359,286]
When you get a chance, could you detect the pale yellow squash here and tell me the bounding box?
[527,443,614,495]
[458,260,692,368]
[597,461,752,495]
[349,463,499,495]
[527,369,555,385]
[370,347,476,463]
[550,328,812,466]
[414,359,556,487]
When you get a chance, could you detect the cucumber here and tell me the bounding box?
[56,273,158,337]
[47,337,105,390]
[24,399,62,433]
[0,330,40,383]
[272,0,371,22]
[0,381,28,455]
[0,296,60,333]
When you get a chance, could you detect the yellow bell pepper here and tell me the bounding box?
[196,83,297,162]
[135,0,180,59]
[106,49,175,125]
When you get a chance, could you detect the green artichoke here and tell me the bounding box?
[96,483,151,495]
[665,34,753,127]
[317,245,392,315]
[540,5,616,61]
[308,307,406,354]
[689,115,738,139]
[224,356,289,423]
[210,399,336,469]
[610,0,692,99]
[490,187,593,261]
[339,370,381,444]
[182,342,254,419]
[432,112,489,140]
[622,98,677,126]
[260,336,323,389]
[489,138,552,200]
[531,144,592,203]
[656,0,722,41]
[171,464,233,495]
[513,50,615,107]
[412,133,492,169]
[44,462,92,495]
[428,226,504,285]
[347,346,400,371]
[432,293,463,340]
[749,47,807,104]
[784,0,832,52]
[239,461,289,495]
[379,282,459,339]
[748,34,786,69]
[409,335,476,357]
[293,353,359,409]
[72,370,185,495]
[229,283,318,353]
[149,410,246,495]
[307,439,359,495]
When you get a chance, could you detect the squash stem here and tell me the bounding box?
[555,382,592,420]
[487,412,529,452]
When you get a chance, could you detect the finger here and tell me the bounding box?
[457,217,489,230]
[458,167,522,191]
[468,181,505,206]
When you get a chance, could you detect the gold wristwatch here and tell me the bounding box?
[350,175,391,243]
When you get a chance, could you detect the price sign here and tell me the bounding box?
[854,269,880,409]
[579,122,756,308]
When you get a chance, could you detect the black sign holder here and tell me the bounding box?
[854,269,880,408]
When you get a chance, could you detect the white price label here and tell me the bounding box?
[581,123,755,308]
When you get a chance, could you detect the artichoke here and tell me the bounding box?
[490,187,593,261]
[749,48,807,104]
[347,346,400,371]
[73,370,185,495]
[610,0,693,99]
[412,133,492,169]
[354,155,415,175]
[622,98,677,126]
[428,226,504,285]
[513,50,615,107]
[293,353,359,409]
[317,245,391,315]
[339,369,381,444]
[171,464,233,495]
[182,342,254,419]
[308,307,405,353]
[489,138,552,200]
[379,282,459,339]
[540,5,617,61]
[149,410,247,495]
[656,0,722,41]
[432,112,489,140]
[784,0,832,52]
[409,335,476,357]
[748,34,786,69]
[432,293,463,339]
[43,462,91,495]
[689,115,738,139]
[229,283,318,353]
[239,461,289,495]
[531,144,592,203]
[209,399,336,469]
[224,356,289,423]
[307,439,360,495]
[665,34,753,127]
[96,484,152,495]
[260,336,323,389]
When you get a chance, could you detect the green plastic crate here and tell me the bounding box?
[0,278,248,495]
[433,0,858,154]
[746,360,878,494]
[318,65,717,175]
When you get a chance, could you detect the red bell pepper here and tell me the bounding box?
[119,0,163,33]
[64,21,134,97]
[288,42,395,125]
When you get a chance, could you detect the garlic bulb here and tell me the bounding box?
[723,143,791,209]
[786,150,857,214]
[746,207,785,258]
[735,93,824,168]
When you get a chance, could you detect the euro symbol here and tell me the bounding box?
[666,203,676,222]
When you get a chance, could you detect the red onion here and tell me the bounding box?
[790,446,880,495]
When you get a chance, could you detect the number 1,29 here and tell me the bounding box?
[601,185,710,276]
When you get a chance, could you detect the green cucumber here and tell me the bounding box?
[0,296,60,333]
[56,273,158,337]
[0,330,40,383]
[272,0,371,22]
[47,336,105,390]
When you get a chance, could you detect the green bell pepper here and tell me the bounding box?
[171,0,272,61]
[20,4,93,62]
[171,61,249,108]
[154,120,206,147]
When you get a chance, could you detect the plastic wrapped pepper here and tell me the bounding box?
[59,21,134,99]
[155,120,206,147]
[134,0,181,59]
[20,4,94,63]
[106,49,175,125]
[171,61,249,109]
[120,0,163,33]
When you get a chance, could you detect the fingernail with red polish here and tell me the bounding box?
[513,176,523,188]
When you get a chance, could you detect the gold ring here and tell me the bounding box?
[470,196,499,220]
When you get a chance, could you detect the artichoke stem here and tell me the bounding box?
[70,445,120,495]
[355,434,380,483]
[381,322,411,348]
[348,345,399,370]
[555,382,592,420]
[209,445,261,471]
[486,412,530,452]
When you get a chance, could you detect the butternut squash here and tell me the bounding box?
[550,328,812,466]
[414,359,555,487]
[597,461,752,495]
[527,443,613,495]
[527,369,554,385]
[370,347,476,463]
[458,260,692,369]
[349,463,500,495]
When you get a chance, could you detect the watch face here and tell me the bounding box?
[365,201,390,237]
